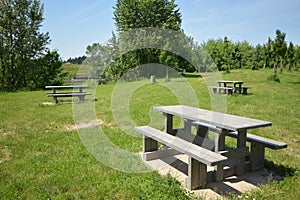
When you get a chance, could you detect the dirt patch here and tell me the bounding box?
[65,119,114,131]
[42,102,55,106]
[0,146,11,164]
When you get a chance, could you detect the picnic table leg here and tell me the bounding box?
[214,129,226,181]
[164,113,175,135]
[53,96,58,104]
[196,125,209,138]
[186,157,207,190]
[235,129,247,175]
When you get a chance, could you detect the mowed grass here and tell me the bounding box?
[0,68,299,199]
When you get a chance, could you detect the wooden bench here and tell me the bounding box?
[135,126,227,190]
[210,86,233,95]
[45,85,91,104]
[192,121,287,171]
[226,131,287,171]
[46,92,91,104]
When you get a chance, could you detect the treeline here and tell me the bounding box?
[64,56,87,64]
[201,30,300,73]
[86,29,299,82]
[84,0,299,83]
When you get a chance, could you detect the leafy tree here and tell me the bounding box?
[31,50,66,89]
[113,0,181,32]
[263,37,275,69]
[286,42,295,71]
[273,29,287,74]
[294,45,300,71]
[107,0,184,81]
[0,0,64,90]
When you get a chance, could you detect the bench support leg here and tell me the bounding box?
[143,135,158,153]
[78,95,85,102]
[212,87,217,93]
[53,97,58,104]
[214,163,224,182]
[187,157,207,190]
[250,142,265,171]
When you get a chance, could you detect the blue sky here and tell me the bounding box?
[41,0,300,60]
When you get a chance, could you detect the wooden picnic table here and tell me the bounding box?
[45,85,91,104]
[153,105,272,176]
[217,80,244,94]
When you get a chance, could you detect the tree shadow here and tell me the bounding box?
[182,73,202,78]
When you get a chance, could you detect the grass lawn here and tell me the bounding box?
[0,68,299,199]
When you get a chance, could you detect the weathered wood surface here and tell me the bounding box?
[209,86,234,95]
[46,92,91,97]
[135,125,228,190]
[45,85,90,89]
[135,126,227,166]
[226,131,287,150]
[154,105,272,131]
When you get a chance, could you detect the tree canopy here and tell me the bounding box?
[0,0,65,90]
[86,0,300,83]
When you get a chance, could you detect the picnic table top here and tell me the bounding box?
[45,85,90,89]
[154,105,272,131]
[217,80,244,84]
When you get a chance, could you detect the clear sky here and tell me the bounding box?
[41,0,300,60]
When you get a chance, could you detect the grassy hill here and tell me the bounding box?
[0,68,299,199]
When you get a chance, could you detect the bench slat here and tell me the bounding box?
[226,131,287,150]
[47,92,91,97]
[135,126,227,166]
[192,121,287,150]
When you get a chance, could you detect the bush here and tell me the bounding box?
[268,74,281,82]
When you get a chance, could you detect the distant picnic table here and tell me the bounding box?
[210,80,251,95]
[45,85,91,104]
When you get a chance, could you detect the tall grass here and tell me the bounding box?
[0,68,299,199]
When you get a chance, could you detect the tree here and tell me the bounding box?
[108,0,183,81]
[286,42,295,71]
[113,0,181,32]
[0,0,64,90]
[273,29,287,74]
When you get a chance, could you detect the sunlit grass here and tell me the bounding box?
[0,68,299,199]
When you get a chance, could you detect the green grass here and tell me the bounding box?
[0,68,299,199]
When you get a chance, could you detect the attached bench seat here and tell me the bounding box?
[46,92,91,104]
[192,121,287,171]
[209,86,234,95]
[226,131,287,171]
[135,126,227,190]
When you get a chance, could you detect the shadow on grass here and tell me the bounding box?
[181,73,202,78]
[265,159,297,177]
[287,81,300,84]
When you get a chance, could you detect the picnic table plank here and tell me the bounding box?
[154,105,272,131]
